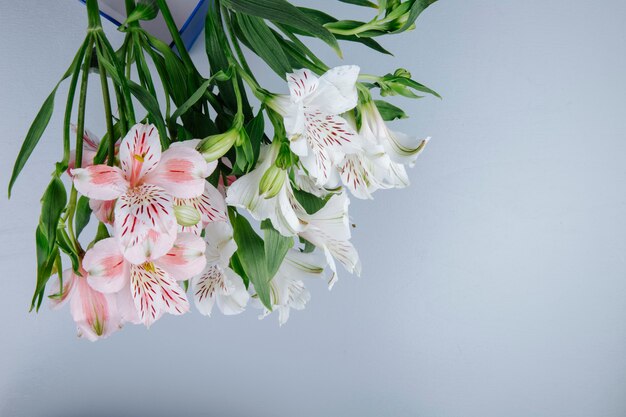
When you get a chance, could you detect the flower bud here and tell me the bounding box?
[259,165,286,199]
[174,205,201,227]
[196,129,239,162]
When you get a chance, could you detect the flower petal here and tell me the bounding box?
[130,263,164,327]
[204,221,237,267]
[48,269,76,310]
[306,65,360,115]
[216,268,249,315]
[338,153,378,200]
[287,68,319,101]
[119,123,162,186]
[89,199,116,225]
[296,110,360,186]
[71,165,128,200]
[83,238,129,293]
[114,184,177,264]
[144,146,209,199]
[71,276,122,341]
[192,265,225,316]
[174,181,227,234]
[156,233,207,281]
[156,270,190,316]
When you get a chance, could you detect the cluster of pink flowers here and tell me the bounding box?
[56,124,230,340]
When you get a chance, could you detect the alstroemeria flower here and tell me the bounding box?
[82,233,206,327]
[72,124,210,264]
[49,267,122,341]
[226,143,304,237]
[268,66,362,186]
[297,192,360,288]
[257,249,328,326]
[359,99,429,168]
[192,221,249,316]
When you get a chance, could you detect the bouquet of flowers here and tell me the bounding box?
[8,0,439,340]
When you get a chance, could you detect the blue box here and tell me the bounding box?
[79,0,208,51]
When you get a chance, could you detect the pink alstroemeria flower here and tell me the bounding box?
[82,233,206,327]
[72,124,210,264]
[49,267,123,341]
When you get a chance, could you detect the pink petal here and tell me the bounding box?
[83,238,129,293]
[70,274,122,341]
[119,124,162,187]
[49,269,76,310]
[156,233,206,281]
[144,146,209,199]
[89,199,116,225]
[114,184,177,265]
[71,165,128,200]
[287,69,319,101]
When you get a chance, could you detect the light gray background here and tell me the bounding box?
[1,1,625,416]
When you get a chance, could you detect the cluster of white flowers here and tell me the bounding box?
[51,66,428,340]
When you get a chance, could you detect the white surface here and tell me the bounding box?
[1,1,626,416]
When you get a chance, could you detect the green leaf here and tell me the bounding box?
[31,225,57,311]
[394,0,438,33]
[230,211,273,310]
[75,196,92,238]
[8,35,89,197]
[93,222,110,245]
[229,251,249,288]
[235,13,292,77]
[261,220,293,279]
[339,0,377,7]
[39,177,67,254]
[374,100,408,121]
[128,80,169,148]
[124,0,158,25]
[56,228,80,272]
[296,8,392,55]
[205,3,240,113]
[222,0,341,56]
[292,188,329,215]
[8,92,56,198]
[169,69,232,124]
[245,111,265,168]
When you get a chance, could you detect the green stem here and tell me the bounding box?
[97,47,116,166]
[155,0,196,70]
[67,38,94,251]
[62,38,89,170]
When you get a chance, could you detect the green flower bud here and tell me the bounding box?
[196,128,239,162]
[174,205,201,227]
[259,165,286,199]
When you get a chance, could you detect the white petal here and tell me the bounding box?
[216,268,250,315]
[306,65,360,115]
[287,68,319,102]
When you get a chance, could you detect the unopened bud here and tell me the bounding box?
[259,165,286,199]
[196,129,239,162]
[174,205,201,227]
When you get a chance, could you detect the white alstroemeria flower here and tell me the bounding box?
[268,66,362,187]
[336,110,416,199]
[192,221,250,316]
[258,249,329,326]
[359,99,429,168]
[226,143,303,237]
[297,192,360,288]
